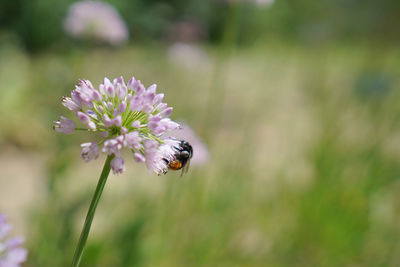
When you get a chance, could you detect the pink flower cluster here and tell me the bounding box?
[63,1,129,45]
[0,214,27,267]
[54,76,182,175]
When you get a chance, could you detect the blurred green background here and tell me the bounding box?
[1,0,400,266]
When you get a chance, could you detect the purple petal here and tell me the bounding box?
[134,152,145,162]
[159,107,173,118]
[111,157,125,175]
[76,112,90,124]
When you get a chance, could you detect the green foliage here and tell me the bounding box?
[0,42,394,266]
[1,2,400,264]
[1,0,400,51]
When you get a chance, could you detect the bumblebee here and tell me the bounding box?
[165,140,193,175]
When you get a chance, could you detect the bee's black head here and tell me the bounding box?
[180,140,193,159]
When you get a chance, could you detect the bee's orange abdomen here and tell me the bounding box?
[168,160,183,170]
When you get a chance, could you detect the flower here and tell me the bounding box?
[54,76,182,175]
[63,1,129,45]
[224,0,275,6]
[0,214,27,267]
[166,21,207,43]
[163,122,208,166]
[253,0,274,6]
[110,157,125,175]
[53,116,76,134]
[144,139,182,175]
[80,142,99,162]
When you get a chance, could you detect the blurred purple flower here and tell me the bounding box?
[253,0,274,6]
[63,1,129,45]
[166,21,207,43]
[225,0,275,6]
[54,76,182,175]
[0,214,27,267]
[163,122,208,166]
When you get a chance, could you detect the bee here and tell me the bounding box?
[166,140,193,175]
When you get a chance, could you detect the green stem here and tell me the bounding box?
[71,154,114,267]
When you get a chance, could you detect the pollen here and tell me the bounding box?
[168,160,183,170]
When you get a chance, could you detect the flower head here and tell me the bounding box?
[54,76,183,175]
[0,214,27,267]
[63,1,129,45]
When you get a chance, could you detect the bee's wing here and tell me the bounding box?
[180,159,191,176]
